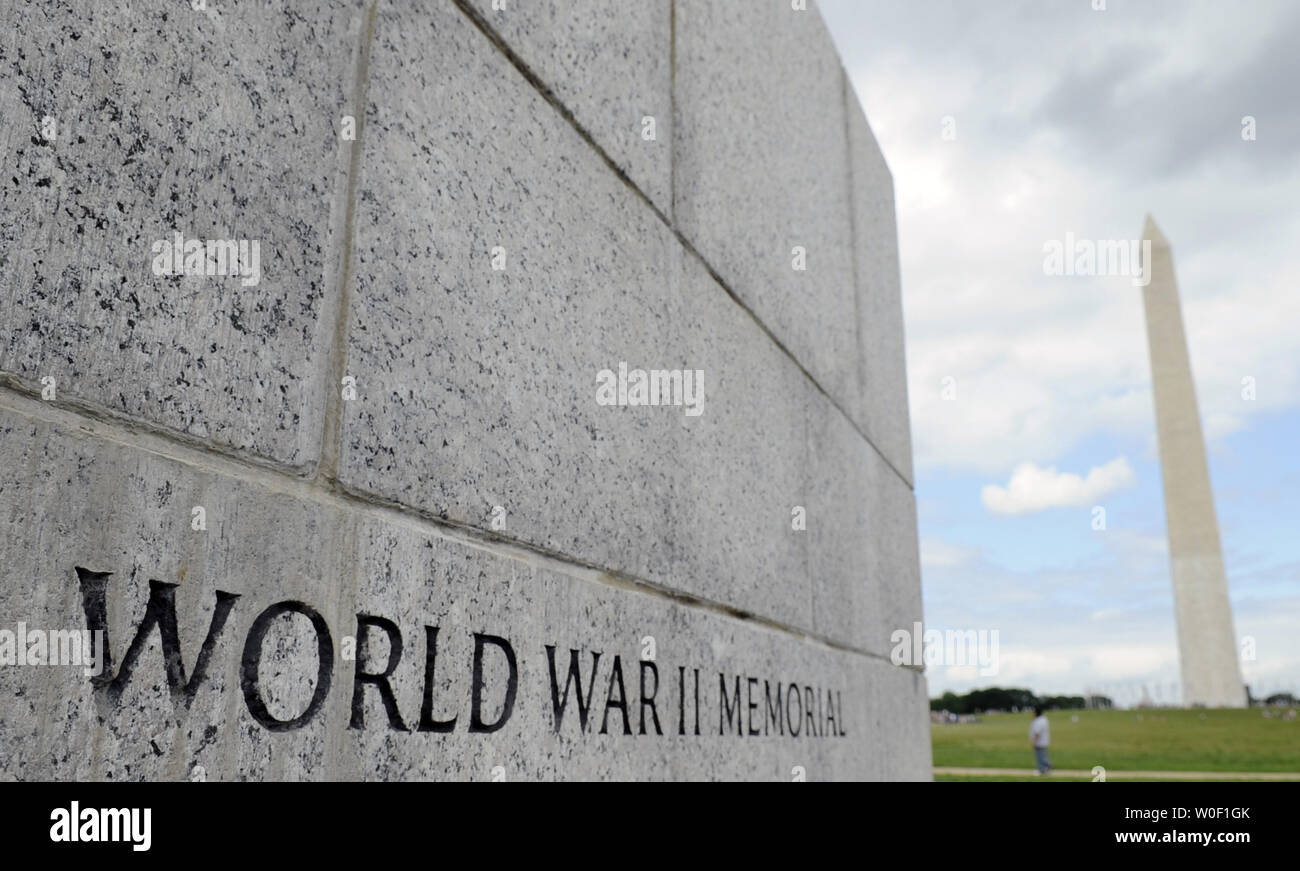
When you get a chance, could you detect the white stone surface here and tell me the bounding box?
[0,399,930,781]
[338,1,918,656]
[847,85,913,483]
[460,0,672,215]
[0,0,927,779]
[673,0,862,434]
[1140,216,1246,708]
[0,0,367,468]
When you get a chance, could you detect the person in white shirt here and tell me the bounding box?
[1028,706,1052,775]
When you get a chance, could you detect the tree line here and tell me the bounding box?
[930,687,1112,714]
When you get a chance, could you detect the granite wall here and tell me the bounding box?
[0,0,928,781]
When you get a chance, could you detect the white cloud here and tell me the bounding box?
[1086,645,1180,680]
[919,537,978,568]
[823,2,1300,478]
[991,650,1077,681]
[981,457,1135,515]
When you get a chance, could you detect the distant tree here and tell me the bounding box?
[931,691,963,713]
[929,688,1104,713]
[1265,692,1298,706]
[931,687,1037,714]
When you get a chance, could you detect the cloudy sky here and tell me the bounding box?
[820,0,1300,704]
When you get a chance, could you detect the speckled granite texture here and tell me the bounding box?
[0,0,927,781]
[0,0,366,468]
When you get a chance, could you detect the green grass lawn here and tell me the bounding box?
[932,708,1300,779]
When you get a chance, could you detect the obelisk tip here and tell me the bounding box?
[1142,214,1170,249]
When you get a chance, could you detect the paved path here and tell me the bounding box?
[935,766,1300,781]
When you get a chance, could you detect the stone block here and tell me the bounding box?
[673,0,861,430]
[0,0,367,468]
[846,83,913,482]
[340,0,683,589]
[461,0,672,214]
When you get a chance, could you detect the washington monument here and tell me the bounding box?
[1140,215,1247,708]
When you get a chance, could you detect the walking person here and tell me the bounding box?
[1029,706,1052,775]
